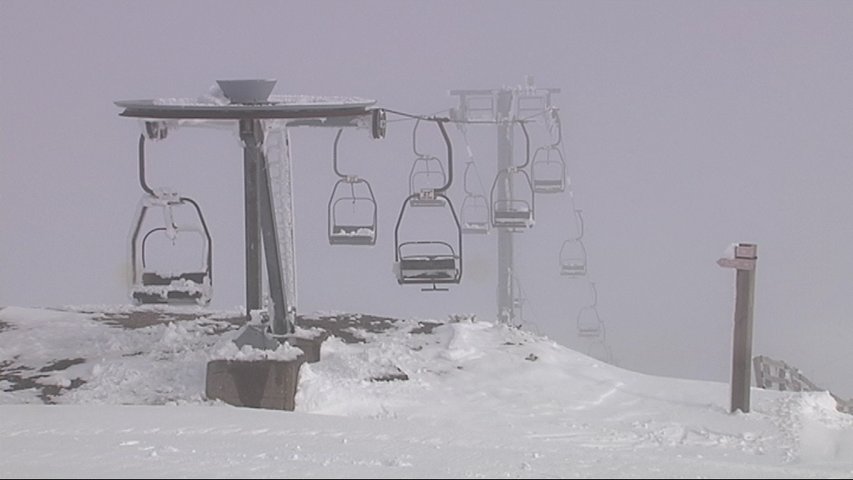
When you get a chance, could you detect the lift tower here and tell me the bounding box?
[450,79,559,325]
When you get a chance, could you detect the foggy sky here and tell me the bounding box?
[2,0,852,398]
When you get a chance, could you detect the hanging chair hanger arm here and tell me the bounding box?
[412,118,426,157]
[138,134,155,196]
[517,120,532,170]
[550,108,563,148]
[332,128,350,179]
[575,209,585,240]
[180,196,213,278]
[435,119,453,194]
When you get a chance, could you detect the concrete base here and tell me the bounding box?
[205,357,305,410]
[283,334,326,364]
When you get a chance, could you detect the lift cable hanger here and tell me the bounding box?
[408,118,448,207]
[531,107,568,194]
[130,131,213,305]
[490,120,536,230]
[458,123,491,235]
[327,128,378,246]
[559,208,588,277]
[576,281,605,339]
[392,116,463,292]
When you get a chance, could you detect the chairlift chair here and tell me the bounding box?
[394,118,462,291]
[531,146,567,194]
[490,171,535,230]
[576,305,604,339]
[328,177,377,246]
[327,128,378,245]
[394,192,463,291]
[559,239,588,277]
[577,282,604,339]
[460,194,490,234]
[130,192,212,305]
[490,121,535,230]
[460,159,490,235]
[559,209,586,276]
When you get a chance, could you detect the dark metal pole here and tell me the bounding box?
[240,120,264,319]
[496,89,515,326]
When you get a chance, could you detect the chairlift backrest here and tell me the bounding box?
[460,194,490,235]
[576,306,604,339]
[328,177,378,246]
[559,238,587,277]
[409,155,447,200]
[490,168,535,229]
[531,146,567,194]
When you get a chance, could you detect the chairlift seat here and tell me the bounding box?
[462,221,490,235]
[578,324,603,338]
[410,197,447,208]
[560,262,587,277]
[397,255,460,282]
[132,289,205,304]
[493,208,534,229]
[533,178,565,193]
[329,225,376,246]
[142,271,208,286]
[133,272,211,305]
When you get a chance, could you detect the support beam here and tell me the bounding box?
[496,89,515,325]
[241,119,292,336]
[241,120,263,318]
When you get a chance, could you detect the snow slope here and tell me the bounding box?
[1,306,852,478]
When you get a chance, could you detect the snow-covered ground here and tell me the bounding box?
[1,305,852,478]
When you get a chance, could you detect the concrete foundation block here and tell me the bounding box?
[205,357,305,410]
[283,334,326,364]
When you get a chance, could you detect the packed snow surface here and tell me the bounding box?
[1,305,851,478]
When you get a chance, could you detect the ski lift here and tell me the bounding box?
[531,108,566,194]
[576,305,604,339]
[576,282,604,339]
[453,93,495,122]
[490,121,535,230]
[531,146,567,193]
[460,194,490,234]
[409,119,447,207]
[560,239,588,277]
[511,271,528,328]
[130,132,212,305]
[515,92,551,120]
[458,128,491,235]
[559,210,587,277]
[327,129,378,246]
[394,119,462,291]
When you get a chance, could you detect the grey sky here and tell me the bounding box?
[2,0,852,398]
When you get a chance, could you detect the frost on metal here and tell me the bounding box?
[264,124,298,328]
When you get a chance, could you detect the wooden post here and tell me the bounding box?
[717,243,758,413]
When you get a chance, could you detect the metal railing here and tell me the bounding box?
[753,355,852,415]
